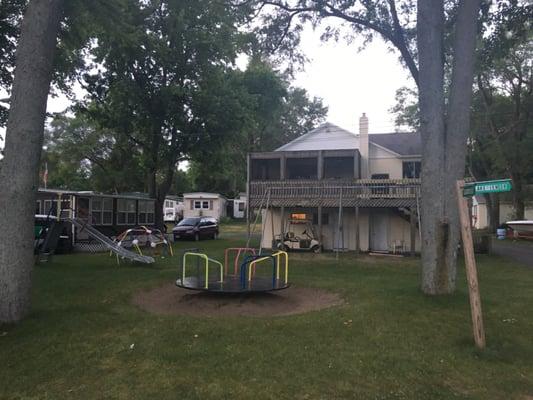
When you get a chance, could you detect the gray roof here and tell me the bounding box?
[370,132,421,156]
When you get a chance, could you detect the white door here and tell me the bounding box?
[370,211,389,252]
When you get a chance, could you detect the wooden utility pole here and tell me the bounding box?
[456,180,486,349]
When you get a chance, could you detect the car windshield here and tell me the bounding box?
[178,218,199,226]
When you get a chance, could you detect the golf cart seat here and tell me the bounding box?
[285,232,300,242]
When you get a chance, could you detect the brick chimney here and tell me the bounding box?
[359,113,369,178]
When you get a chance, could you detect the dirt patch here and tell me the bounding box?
[132,284,344,317]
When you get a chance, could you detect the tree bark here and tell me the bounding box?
[486,193,500,232]
[0,0,64,322]
[417,0,447,294]
[418,0,480,294]
[510,170,525,220]
[442,0,481,292]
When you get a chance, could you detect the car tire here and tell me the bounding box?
[194,233,200,241]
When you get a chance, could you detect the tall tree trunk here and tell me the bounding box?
[510,171,525,220]
[155,162,177,230]
[0,0,64,323]
[487,193,500,232]
[442,0,481,291]
[418,0,480,294]
[417,0,447,294]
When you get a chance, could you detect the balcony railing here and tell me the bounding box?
[249,179,421,208]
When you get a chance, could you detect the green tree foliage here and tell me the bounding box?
[389,86,419,131]
[41,113,146,192]
[188,58,327,197]
[471,3,533,220]
[77,0,251,226]
[0,0,26,128]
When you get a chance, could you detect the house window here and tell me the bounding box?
[43,200,57,216]
[323,157,354,179]
[35,201,41,215]
[402,161,421,179]
[91,197,113,225]
[138,200,155,225]
[251,159,281,180]
[194,200,210,210]
[238,202,245,211]
[165,200,173,208]
[117,199,136,225]
[286,158,318,180]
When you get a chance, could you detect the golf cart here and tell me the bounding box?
[274,217,321,253]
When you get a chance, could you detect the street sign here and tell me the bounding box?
[463,179,512,197]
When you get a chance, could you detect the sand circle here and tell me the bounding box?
[132,283,344,317]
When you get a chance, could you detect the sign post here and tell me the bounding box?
[457,178,511,349]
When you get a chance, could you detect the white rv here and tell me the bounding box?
[163,197,184,222]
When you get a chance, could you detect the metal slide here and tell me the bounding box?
[68,218,155,264]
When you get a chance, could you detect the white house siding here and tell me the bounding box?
[276,123,359,152]
[182,195,227,220]
[259,207,419,252]
[233,199,247,219]
[369,145,403,179]
[473,202,533,229]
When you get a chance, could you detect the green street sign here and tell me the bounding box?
[463,179,512,197]
[474,179,512,194]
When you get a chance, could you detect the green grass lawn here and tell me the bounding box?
[1,224,533,399]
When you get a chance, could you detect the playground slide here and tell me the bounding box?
[68,218,155,264]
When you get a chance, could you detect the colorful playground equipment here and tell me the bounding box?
[114,226,173,261]
[175,247,290,293]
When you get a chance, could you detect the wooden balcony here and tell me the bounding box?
[249,179,421,208]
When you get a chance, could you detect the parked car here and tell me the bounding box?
[172,217,219,241]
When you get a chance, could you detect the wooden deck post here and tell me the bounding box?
[317,205,323,252]
[280,153,286,181]
[355,206,360,254]
[410,207,416,256]
[457,180,486,350]
[317,150,323,180]
[280,206,285,240]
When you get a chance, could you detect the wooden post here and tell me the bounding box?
[355,206,360,254]
[456,180,486,350]
[317,150,323,180]
[280,206,285,240]
[410,207,416,256]
[317,205,323,253]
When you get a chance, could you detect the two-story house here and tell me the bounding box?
[246,113,421,254]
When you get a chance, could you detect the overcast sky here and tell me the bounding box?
[291,26,413,134]
[0,24,414,151]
